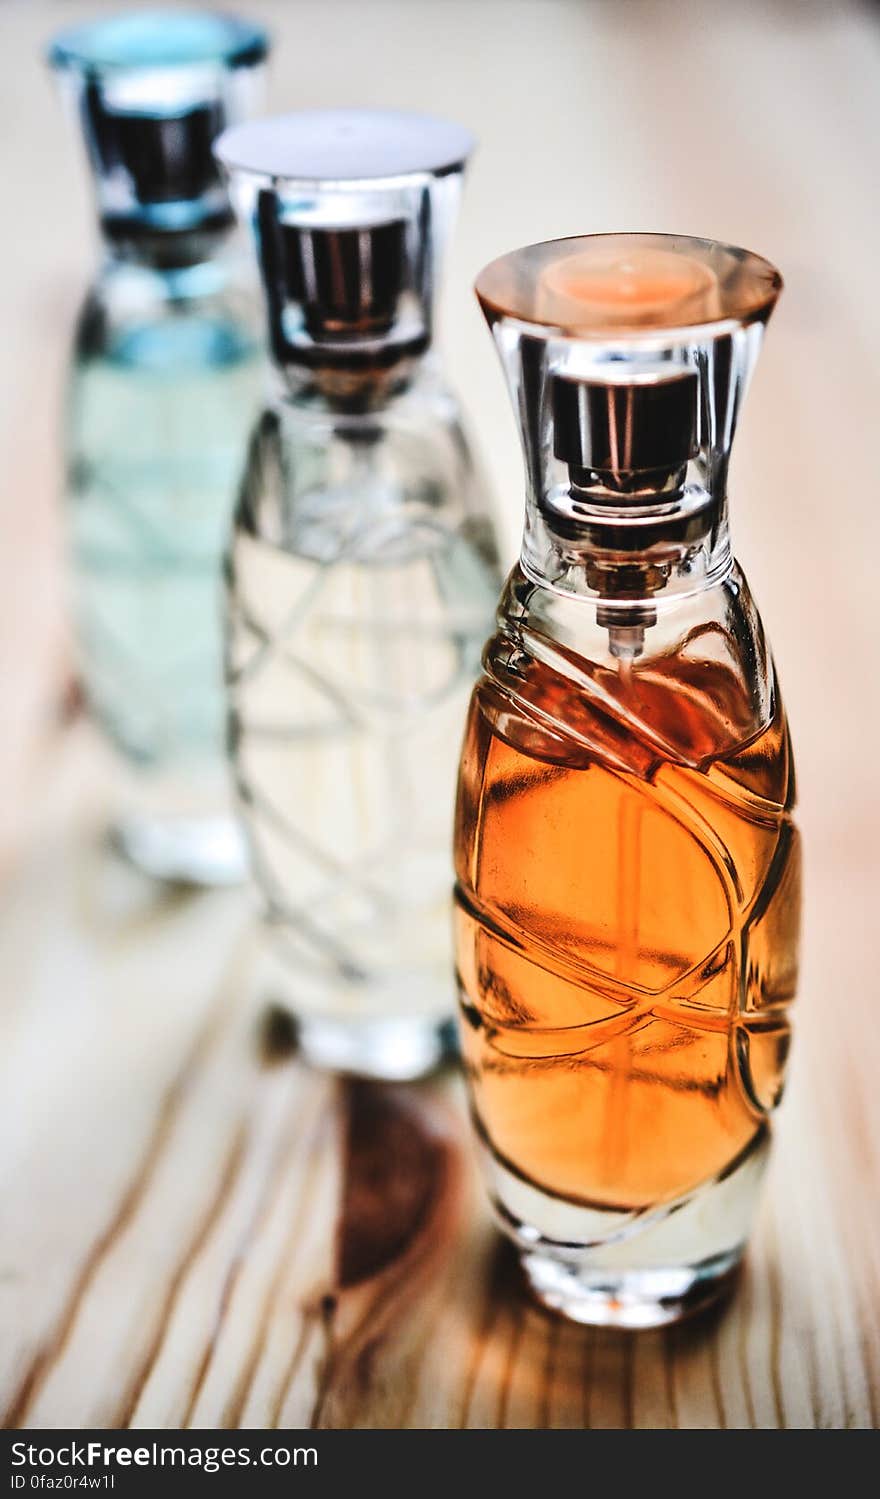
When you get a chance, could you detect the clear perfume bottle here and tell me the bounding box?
[454,235,800,1327]
[49,12,268,884]
[215,110,502,1079]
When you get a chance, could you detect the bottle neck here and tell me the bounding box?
[98,214,235,274]
[273,342,438,415]
[521,479,732,623]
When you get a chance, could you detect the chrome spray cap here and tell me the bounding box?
[215,109,474,386]
[48,11,268,242]
[552,367,699,496]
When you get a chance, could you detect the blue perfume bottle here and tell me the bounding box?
[49,12,269,884]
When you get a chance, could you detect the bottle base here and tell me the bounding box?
[290,1010,458,1082]
[479,1124,769,1328]
[521,1248,741,1329]
[112,811,249,887]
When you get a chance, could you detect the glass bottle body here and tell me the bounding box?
[454,559,800,1326]
[67,241,263,881]
[228,367,501,1078]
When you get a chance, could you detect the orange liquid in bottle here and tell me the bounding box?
[454,628,800,1214]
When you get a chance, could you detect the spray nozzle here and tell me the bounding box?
[549,367,697,660]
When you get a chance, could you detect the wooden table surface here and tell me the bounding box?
[2,0,879,1429]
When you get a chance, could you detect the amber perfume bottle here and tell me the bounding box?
[454,235,800,1327]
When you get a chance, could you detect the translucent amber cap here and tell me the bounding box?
[476,233,782,339]
[475,233,784,548]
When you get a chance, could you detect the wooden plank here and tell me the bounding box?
[0,732,874,1429]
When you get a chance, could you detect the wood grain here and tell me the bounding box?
[1,0,879,1429]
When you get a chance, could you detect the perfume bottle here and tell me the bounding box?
[49,12,268,884]
[454,234,800,1327]
[215,110,502,1080]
